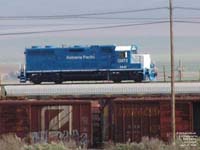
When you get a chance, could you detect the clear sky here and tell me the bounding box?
[0,0,200,65]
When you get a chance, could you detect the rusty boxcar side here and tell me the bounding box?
[0,94,200,146]
[0,100,92,146]
[104,100,193,143]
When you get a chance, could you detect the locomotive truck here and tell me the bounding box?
[18,44,157,84]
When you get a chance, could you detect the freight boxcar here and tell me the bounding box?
[18,45,157,84]
[0,100,93,147]
[102,96,200,143]
[1,95,200,146]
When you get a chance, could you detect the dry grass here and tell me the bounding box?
[1,134,200,150]
[105,137,200,150]
[23,142,66,150]
[0,134,81,150]
[0,133,24,150]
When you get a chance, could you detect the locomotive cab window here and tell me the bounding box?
[119,51,128,59]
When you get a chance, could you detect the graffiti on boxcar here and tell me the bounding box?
[31,131,48,143]
[57,130,88,145]
[30,130,88,145]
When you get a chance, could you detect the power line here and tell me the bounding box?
[0,20,168,28]
[2,19,200,28]
[0,22,141,27]
[0,19,200,30]
[74,16,168,20]
[174,20,200,24]
[68,16,200,21]
[1,6,200,21]
[0,20,200,36]
[175,6,200,11]
[1,16,200,28]
[0,7,167,20]
[0,21,168,36]
[0,23,78,27]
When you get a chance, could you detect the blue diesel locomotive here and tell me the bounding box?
[19,45,157,84]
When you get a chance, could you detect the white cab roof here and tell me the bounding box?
[115,45,137,51]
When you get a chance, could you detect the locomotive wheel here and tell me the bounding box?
[55,80,63,84]
[134,74,143,83]
[31,75,42,84]
[54,73,62,84]
[113,79,121,83]
[32,80,41,84]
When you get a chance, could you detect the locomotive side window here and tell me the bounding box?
[119,52,127,59]
[68,48,84,52]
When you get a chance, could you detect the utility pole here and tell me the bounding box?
[163,65,166,82]
[169,0,176,145]
[0,74,2,100]
[0,74,3,99]
[199,70,200,81]
[177,59,183,81]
